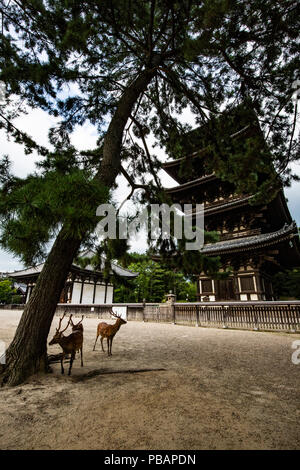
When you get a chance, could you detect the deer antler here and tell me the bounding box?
[110,309,121,318]
[63,315,72,333]
[57,311,66,331]
[70,314,84,327]
[57,311,71,334]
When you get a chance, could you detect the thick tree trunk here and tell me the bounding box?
[1,228,82,386]
[0,65,159,386]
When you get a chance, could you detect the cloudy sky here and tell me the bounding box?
[0,105,299,273]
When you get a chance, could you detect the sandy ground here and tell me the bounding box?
[0,309,299,450]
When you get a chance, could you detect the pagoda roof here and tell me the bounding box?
[185,195,253,217]
[163,122,254,184]
[166,174,216,194]
[162,148,209,184]
[201,222,300,258]
[151,222,300,270]
[167,182,292,231]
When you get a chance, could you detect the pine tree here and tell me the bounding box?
[0,0,299,385]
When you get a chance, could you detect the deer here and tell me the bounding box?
[70,315,84,333]
[93,309,127,356]
[49,313,83,375]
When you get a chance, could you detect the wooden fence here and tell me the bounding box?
[2,301,299,332]
[54,301,300,332]
[171,302,300,331]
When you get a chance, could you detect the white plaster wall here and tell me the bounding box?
[94,284,105,304]
[82,283,94,304]
[71,282,82,304]
[240,294,248,301]
[106,285,113,304]
[250,294,258,300]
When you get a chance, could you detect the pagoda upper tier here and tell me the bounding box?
[161,103,300,282]
[162,104,293,235]
[163,105,262,185]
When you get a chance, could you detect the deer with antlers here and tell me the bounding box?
[49,313,83,375]
[93,309,127,356]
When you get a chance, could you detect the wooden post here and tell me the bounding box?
[197,277,201,302]
[142,298,146,322]
[196,304,200,327]
[223,305,228,328]
[92,280,96,304]
[289,304,296,332]
[79,279,84,304]
[69,279,74,304]
[253,305,259,330]
[104,282,108,304]
[172,301,176,325]
[25,285,29,304]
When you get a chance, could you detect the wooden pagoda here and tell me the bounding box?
[162,108,300,301]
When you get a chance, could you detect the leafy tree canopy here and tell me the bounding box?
[0,0,299,269]
[273,268,300,300]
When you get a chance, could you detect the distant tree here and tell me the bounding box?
[0,280,16,304]
[10,294,23,304]
[113,255,197,303]
[273,268,300,300]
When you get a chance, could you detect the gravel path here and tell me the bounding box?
[0,310,299,450]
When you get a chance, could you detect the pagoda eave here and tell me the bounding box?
[201,223,300,265]
[166,174,216,195]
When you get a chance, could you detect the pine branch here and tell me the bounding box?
[129,114,161,188]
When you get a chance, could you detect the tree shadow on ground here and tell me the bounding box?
[71,368,167,382]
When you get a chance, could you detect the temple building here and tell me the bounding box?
[7,250,138,305]
[163,107,300,301]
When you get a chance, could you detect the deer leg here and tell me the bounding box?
[110,338,114,356]
[100,336,105,352]
[68,351,75,376]
[107,338,110,356]
[93,334,99,351]
[80,347,83,367]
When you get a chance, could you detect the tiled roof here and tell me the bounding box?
[77,250,139,278]
[7,253,139,280]
[202,222,298,255]
[166,174,216,193]
[7,264,45,277]
[184,195,253,217]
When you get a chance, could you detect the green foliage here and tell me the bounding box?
[113,253,198,303]
[0,280,16,304]
[10,294,23,304]
[0,165,109,265]
[272,268,300,300]
[0,163,108,264]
